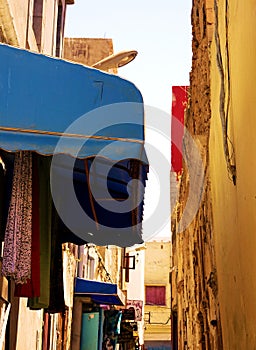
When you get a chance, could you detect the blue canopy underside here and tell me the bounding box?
[74,278,125,306]
[51,155,148,247]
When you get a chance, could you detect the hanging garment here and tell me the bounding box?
[103,310,122,349]
[15,154,40,297]
[28,154,85,309]
[0,151,15,244]
[45,205,65,314]
[0,156,6,243]
[2,151,32,283]
[28,155,52,309]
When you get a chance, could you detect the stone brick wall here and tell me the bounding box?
[171,0,223,349]
[64,38,114,67]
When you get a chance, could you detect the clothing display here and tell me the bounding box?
[0,151,14,243]
[28,155,52,309]
[15,155,40,298]
[45,205,65,314]
[0,150,145,317]
[103,309,122,349]
[0,152,87,310]
[2,151,32,284]
[1,153,85,311]
[0,156,6,243]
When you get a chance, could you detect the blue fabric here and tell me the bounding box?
[51,155,148,246]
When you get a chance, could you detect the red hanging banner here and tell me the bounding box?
[171,86,189,175]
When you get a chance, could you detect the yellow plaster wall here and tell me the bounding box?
[209,0,256,348]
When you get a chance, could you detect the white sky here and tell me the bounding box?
[64,0,192,113]
[64,1,192,240]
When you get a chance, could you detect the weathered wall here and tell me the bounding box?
[0,0,29,47]
[64,38,114,66]
[126,245,146,346]
[15,299,44,350]
[209,0,256,348]
[171,0,223,349]
[40,0,58,54]
[173,0,256,349]
[0,0,70,55]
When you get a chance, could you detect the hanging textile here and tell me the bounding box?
[0,156,6,243]
[14,155,40,297]
[2,151,32,283]
[45,205,65,314]
[28,155,52,309]
[171,86,189,176]
[0,151,15,244]
[103,309,122,349]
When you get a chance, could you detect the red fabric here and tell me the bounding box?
[15,156,40,297]
[146,286,166,306]
[171,86,189,175]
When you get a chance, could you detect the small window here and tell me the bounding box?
[88,256,95,280]
[145,286,166,306]
[55,4,63,57]
[33,0,44,51]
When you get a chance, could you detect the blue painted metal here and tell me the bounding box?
[0,43,147,163]
[80,312,99,350]
[74,278,125,306]
[98,308,104,350]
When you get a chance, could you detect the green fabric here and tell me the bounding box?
[28,155,52,309]
[46,206,65,313]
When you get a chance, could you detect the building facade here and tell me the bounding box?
[124,244,146,349]
[0,0,73,55]
[171,1,222,348]
[64,37,116,72]
[144,241,171,350]
[0,2,75,350]
[0,5,148,347]
[172,0,256,349]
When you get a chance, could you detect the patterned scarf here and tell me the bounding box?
[2,151,32,283]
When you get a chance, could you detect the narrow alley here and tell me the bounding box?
[1,1,256,350]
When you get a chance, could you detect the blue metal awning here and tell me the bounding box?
[74,278,126,306]
[0,43,148,163]
[0,44,148,247]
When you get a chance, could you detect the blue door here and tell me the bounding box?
[80,312,99,350]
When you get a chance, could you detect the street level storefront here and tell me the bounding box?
[73,278,124,350]
[73,278,139,350]
[0,43,148,347]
